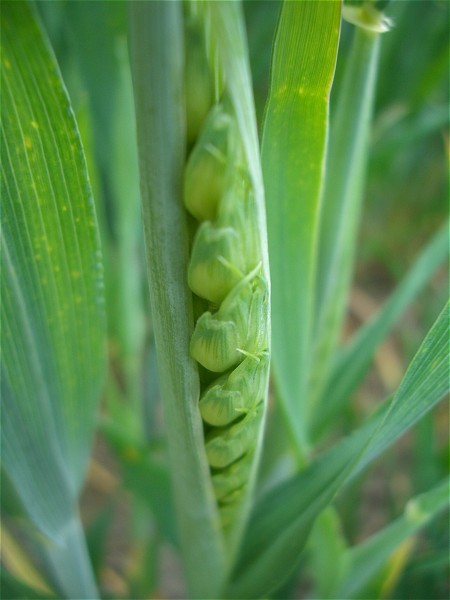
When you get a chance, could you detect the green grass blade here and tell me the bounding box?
[309,24,382,420]
[227,301,448,599]
[40,1,146,415]
[129,3,225,596]
[354,300,449,470]
[227,444,352,599]
[0,569,56,600]
[1,0,105,543]
[57,1,123,174]
[40,515,99,599]
[308,507,348,599]
[2,512,98,599]
[334,477,450,599]
[261,0,341,457]
[312,224,449,439]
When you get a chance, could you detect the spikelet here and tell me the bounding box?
[184,105,231,221]
[182,1,270,538]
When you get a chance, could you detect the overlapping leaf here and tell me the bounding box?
[261,0,341,454]
[130,1,271,594]
[226,301,449,599]
[309,24,382,418]
[1,1,105,541]
[312,224,449,439]
[129,3,225,597]
[333,477,450,599]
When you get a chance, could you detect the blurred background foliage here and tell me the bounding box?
[3,1,447,598]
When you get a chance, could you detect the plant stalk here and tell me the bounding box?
[42,513,99,599]
[129,3,226,597]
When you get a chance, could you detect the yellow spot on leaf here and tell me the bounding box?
[275,84,288,100]
[24,136,32,149]
[122,446,140,462]
[3,58,11,70]
[62,205,68,212]
[75,295,82,304]
[31,121,39,130]
[71,271,80,280]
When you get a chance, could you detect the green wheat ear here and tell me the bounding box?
[184,6,213,146]
[211,453,254,500]
[205,404,264,469]
[190,311,241,372]
[200,353,269,426]
[184,105,232,221]
[187,222,244,304]
[182,0,270,543]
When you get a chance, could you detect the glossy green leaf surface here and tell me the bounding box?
[1,0,105,540]
[227,301,449,599]
[261,0,341,455]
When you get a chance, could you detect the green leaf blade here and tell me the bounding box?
[312,224,449,439]
[359,301,449,470]
[129,3,226,597]
[309,26,382,418]
[261,0,341,454]
[1,0,105,539]
[335,477,450,599]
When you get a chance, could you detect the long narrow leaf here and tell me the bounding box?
[1,0,105,539]
[355,300,449,471]
[334,477,450,599]
[129,4,225,597]
[1,3,105,597]
[227,301,449,599]
[0,569,56,600]
[312,224,449,439]
[261,0,341,456]
[0,524,54,597]
[307,507,348,599]
[309,22,382,420]
[40,516,99,599]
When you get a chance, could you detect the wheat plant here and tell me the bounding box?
[1,1,449,599]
